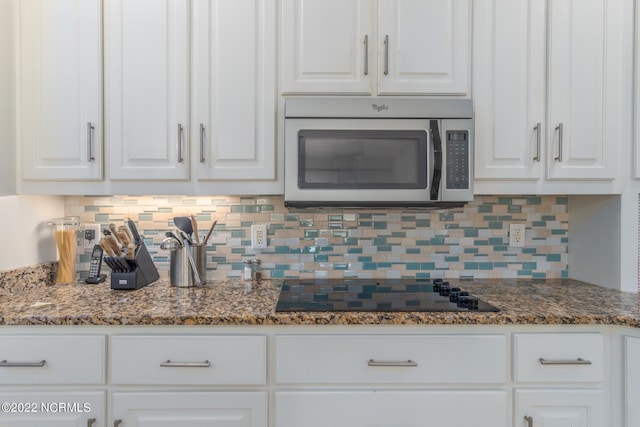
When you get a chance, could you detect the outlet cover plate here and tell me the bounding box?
[509,223,525,247]
[83,223,101,249]
[251,224,268,249]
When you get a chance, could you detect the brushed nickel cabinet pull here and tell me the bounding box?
[554,123,563,161]
[383,35,389,75]
[524,415,533,427]
[367,359,417,367]
[539,357,591,365]
[199,123,205,163]
[87,418,96,427]
[87,122,95,162]
[0,359,46,367]
[533,122,541,162]
[160,360,211,368]
[363,35,369,76]
[177,123,184,163]
[114,420,122,427]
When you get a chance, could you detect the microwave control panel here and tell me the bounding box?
[445,131,469,190]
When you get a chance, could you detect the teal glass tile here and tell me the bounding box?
[363,262,377,270]
[498,215,513,221]
[406,248,421,254]
[314,254,329,262]
[445,256,459,262]
[552,229,567,235]
[157,207,173,214]
[522,262,537,270]
[483,215,498,221]
[377,245,392,252]
[358,213,372,219]
[359,221,372,227]
[489,221,503,229]
[231,205,244,213]
[445,223,459,229]
[517,270,532,276]
[562,270,569,278]
[85,205,100,212]
[416,220,430,227]
[406,263,421,270]
[343,237,358,245]
[231,262,245,270]
[231,248,246,254]
[556,196,568,205]
[358,256,373,262]
[402,215,416,221]
[542,215,556,221]
[430,237,445,245]
[488,237,504,245]
[498,197,512,205]
[334,263,348,270]
[464,248,479,254]
[271,270,285,279]
[421,262,435,269]
[532,272,547,279]
[333,230,348,237]
[391,231,406,238]
[270,224,284,231]
[319,246,334,252]
[300,219,314,227]
[416,272,431,279]
[439,213,454,221]
[473,240,489,246]
[304,230,319,238]
[494,262,508,268]
[240,221,253,227]
[212,256,227,263]
[245,206,260,213]
[464,262,478,270]
[478,205,493,213]
[561,237,569,243]
[416,240,431,246]
[285,214,299,221]
[464,229,479,237]
[479,262,493,270]
[493,245,508,252]
[373,237,387,245]
[275,246,290,254]
[532,221,546,227]
[527,197,542,205]
[373,221,387,229]
[94,214,110,222]
[348,247,363,254]
[231,230,246,238]
[523,248,537,254]
[275,264,289,270]
[260,205,274,212]
[507,205,522,213]
[547,254,562,262]
[303,246,318,253]
[328,215,343,221]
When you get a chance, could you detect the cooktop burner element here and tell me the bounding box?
[275,279,500,313]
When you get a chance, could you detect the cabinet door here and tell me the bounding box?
[626,336,640,427]
[515,389,604,427]
[19,0,103,181]
[112,391,267,427]
[0,391,104,426]
[377,0,470,95]
[473,0,545,181]
[193,0,276,180]
[546,0,622,180]
[276,390,508,427]
[281,0,374,94]
[105,0,189,180]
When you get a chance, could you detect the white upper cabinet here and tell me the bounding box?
[473,0,630,194]
[19,0,103,181]
[193,0,277,181]
[281,0,470,96]
[105,0,190,181]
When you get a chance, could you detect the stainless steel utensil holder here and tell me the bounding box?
[110,243,159,290]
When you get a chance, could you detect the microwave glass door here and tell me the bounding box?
[298,130,428,189]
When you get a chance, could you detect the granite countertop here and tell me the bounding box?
[1,265,640,327]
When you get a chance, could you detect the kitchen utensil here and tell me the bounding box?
[160,237,179,251]
[173,216,193,243]
[49,216,81,284]
[105,234,122,255]
[191,214,200,244]
[109,223,122,246]
[165,231,184,246]
[116,227,131,245]
[127,243,136,260]
[182,239,202,286]
[127,218,142,244]
[203,220,217,245]
[169,242,206,287]
[120,225,134,243]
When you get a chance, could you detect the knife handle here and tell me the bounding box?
[128,218,142,243]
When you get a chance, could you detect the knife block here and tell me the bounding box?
[110,243,159,290]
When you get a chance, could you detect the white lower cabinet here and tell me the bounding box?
[0,391,104,426]
[111,391,267,427]
[625,336,640,427]
[276,390,508,427]
[515,389,605,427]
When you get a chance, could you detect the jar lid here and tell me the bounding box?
[243,259,253,265]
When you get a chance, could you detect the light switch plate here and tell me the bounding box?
[83,223,101,249]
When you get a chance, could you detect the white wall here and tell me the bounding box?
[0,0,16,195]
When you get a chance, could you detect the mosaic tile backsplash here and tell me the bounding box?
[65,195,569,280]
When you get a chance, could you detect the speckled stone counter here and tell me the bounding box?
[1,265,640,327]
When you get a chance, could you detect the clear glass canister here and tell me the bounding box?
[49,216,81,284]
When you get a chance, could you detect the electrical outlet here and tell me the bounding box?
[83,223,101,249]
[509,223,525,247]
[251,224,268,249]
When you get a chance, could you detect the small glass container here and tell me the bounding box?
[252,259,261,282]
[243,259,253,281]
[49,216,81,284]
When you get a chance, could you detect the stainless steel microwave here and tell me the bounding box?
[284,97,474,208]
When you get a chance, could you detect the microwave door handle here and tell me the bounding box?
[429,119,443,200]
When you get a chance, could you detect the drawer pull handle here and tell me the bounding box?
[0,359,46,367]
[367,359,417,367]
[160,360,211,368]
[539,357,592,365]
[87,418,96,427]
[524,415,533,427]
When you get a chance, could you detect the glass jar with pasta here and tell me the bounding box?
[49,217,81,284]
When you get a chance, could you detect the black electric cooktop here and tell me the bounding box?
[275,279,500,313]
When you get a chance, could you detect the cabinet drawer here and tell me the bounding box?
[276,390,508,427]
[513,333,604,382]
[0,335,105,385]
[110,335,266,385]
[275,334,507,384]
